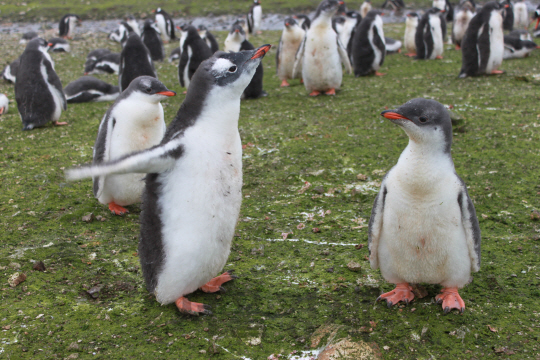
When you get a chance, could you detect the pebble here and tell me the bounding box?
[32,261,46,272]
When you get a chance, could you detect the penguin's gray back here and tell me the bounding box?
[64,76,120,103]
[351,11,386,76]
[142,21,164,61]
[119,34,156,91]
[2,57,20,83]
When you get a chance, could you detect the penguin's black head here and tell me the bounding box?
[522,40,539,50]
[315,0,345,19]
[381,98,453,153]
[407,12,419,18]
[334,16,346,26]
[482,1,504,13]
[127,76,176,102]
[284,17,298,28]
[253,0,261,4]
[25,37,50,53]
[198,24,208,31]
[229,23,246,36]
[143,19,154,29]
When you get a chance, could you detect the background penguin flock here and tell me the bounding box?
[0,0,540,323]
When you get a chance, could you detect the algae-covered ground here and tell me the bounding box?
[1,23,540,359]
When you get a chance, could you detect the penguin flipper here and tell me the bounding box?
[368,177,389,270]
[292,35,306,78]
[456,176,481,272]
[179,50,188,87]
[337,36,353,74]
[67,138,182,181]
[44,58,67,110]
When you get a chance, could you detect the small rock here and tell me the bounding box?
[82,213,95,223]
[33,261,46,272]
[313,185,324,194]
[531,210,540,221]
[410,284,428,299]
[8,272,26,287]
[326,267,334,273]
[95,215,102,221]
[356,173,367,181]
[346,261,362,272]
[9,262,21,270]
[67,342,79,350]
[65,354,79,360]
[86,284,103,299]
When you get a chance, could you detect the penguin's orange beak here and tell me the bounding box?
[48,43,53,47]
[338,1,344,4]
[381,111,410,121]
[235,29,240,33]
[250,44,272,59]
[504,4,509,7]
[157,91,177,97]
[285,22,290,26]
[536,17,540,29]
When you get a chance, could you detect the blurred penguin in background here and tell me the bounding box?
[415,8,445,60]
[125,15,140,35]
[404,12,419,56]
[247,0,263,35]
[142,19,165,62]
[59,14,81,39]
[179,25,212,91]
[198,25,219,54]
[350,10,386,76]
[501,0,514,31]
[118,33,157,92]
[512,0,528,30]
[153,8,176,42]
[452,1,475,49]
[293,14,311,30]
[276,17,305,87]
[533,5,540,37]
[360,0,372,18]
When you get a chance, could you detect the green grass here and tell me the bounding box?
[1,25,540,359]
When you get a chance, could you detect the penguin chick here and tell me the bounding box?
[169,47,181,62]
[404,12,419,56]
[20,31,38,45]
[385,37,402,54]
[0,94,8,116]
[91,76,175,215]
[360,0,372,18]
[370,98,481,314]
[85,52,120,75]
[119,33,157,92]
[64,76,120,103]
[109,22,135,47]
[142,19,165,62]
[125,15,140,36]
[179,25,213,90]
[350,10,386,76]
[452,2,475,49]
[247,0,263,35]
[293,0,352,96]
[59,14,80,39]
[15,38,67,130]
[503,36,538,59]
[2,57,21,84]
[512,0,528,30]
[153,8,176,42]
[293,14,311,30]
[48,37,71,52]
[276,17,305,87]
[533,5,540,37]
[197,25,220,54]
[415,8,445,60]
[66,45,272,315]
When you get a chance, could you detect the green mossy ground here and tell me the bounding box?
[1,23,540,360]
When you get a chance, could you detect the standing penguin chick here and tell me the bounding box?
[198,25,220,54]
[360,0,372,18]
[90,76,174,215]
[142,19,165,62]
[459,2,506,77]
[15,38,67,130]
[336,10,362,59]
[153,8,176,42]
[433,0,454,22]
[119,33,156,92]
[0,94,8,116]
[276,17,305,87]
[351,10,386,76]
[179,25,213,90]
[501,0,514,31]
[452,2,475,49]
[247,0,263,35]
[404,12,419,56]
[513,0,528,30]
[66,45,272,315]
[293,0,352,96]
[109,22,134,47]
[415,8,445,60]
[293,14,311,30]
[59,14,80,39]
[125,15,140,36]
[369,98,481,314]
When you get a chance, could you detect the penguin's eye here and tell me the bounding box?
[145,87,152,93]
[419,116,428,123]
[228,66,237,73]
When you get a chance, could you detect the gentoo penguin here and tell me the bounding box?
[66,45,272,315]
[360,0,372,18]
[350,10,386,76]
[59,14,81,39]
[404,12,419,56]
[415,8,445,60]
[179,25,212,90]
[153,8,176,42]
[503,36,538,59]
[513,0,528,30]
[381,0,405,11]
[85,52,121,75]
[501,0,514,31]
[119,33,156,92]
[223,24,266,99]
[459,2,506,77]
[142,19,164,62]
[15,38,67,130]
[86,48,111,62]
[0,94,8,116]
[293,14,311,30]
[385,37,402,53]
[433,0,454,22]
[334,10,362,59]
[508,29,532,40]
[20,31,38,44]
[64,76,120,103]
[198,25,219,54]
[108,22,135,47]
[169,47,181,62]
[533,5,540,37]
[247,0,263,35]
[370,98,481,314]
[452,1,475,49]
[87,77,174,215]
[2,57,20,83]
[125,15,140,36]
[48,37,71,52]
[276,17,306,87]
[293,0,352,96]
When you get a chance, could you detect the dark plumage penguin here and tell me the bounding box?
[15,38,67,130]
[334,10,362,59]
[503,36,538,59]
[533,5,540,37]
[433,0,454,22]
[381,0,405,11]
[2,57,20,83]
[59,14,80,39]
[153,8,176,42]
[370,98,481,314]
[459,2,505,77]
[404,12,419,56]
[452,1,475,49]
[247,0,263,35]
[178,25,212,90]
[169,47,181,62]
[64,76,120,103]
[0,94,8,116]
[350,10,386,76]
[198,25,219,54]
[85,52,121,75]
[118,33,156,92]
[501,0,514,31]
[142,19,164,62]
[415,8,445,60]
[66,45,271,315]
[276,17,306,87]
[48,37,70,52]
[108,22,134,47]
[20,31,38,44]
[293,14,311,30]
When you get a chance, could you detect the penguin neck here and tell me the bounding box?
[312,12,333,28]
[196,88,241,137]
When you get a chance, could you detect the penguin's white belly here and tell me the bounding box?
[224,37,241,52]
[404,26,417,53]
[278,32,304,79]
[486,15,504,73]
[183,46,192,88]
[154,128,243,304]
[39,62,63,122]
[156,16,169,41]
[378,180,471,287]
[302,26,342,91]
[513,4,529,29]
[253,6,262,31]
[453,12,471,43]
[429,16,444,59]
[504,46,533,59]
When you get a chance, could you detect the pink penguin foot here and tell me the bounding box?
[325,88,336,96]
[53,121,68,126]
[199,270,238,293]
[309,90,321,97]
[436,55,444,59]
[491,70,504,74]
[436,287,466,314]
[375,71,386,76]
[175,296,212,316]
[377,283,415,307]
[280,79,290,87]
[108,202,129,215]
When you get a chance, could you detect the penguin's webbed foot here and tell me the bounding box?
[53,121,68,126]
[280,79,290,87]
[375,71,386,76]
[435,55,444,59]
[309,90,321,97]
[491,70,504,75]
[455,45,461,50]
[200,270,238,293]
[108,202,129,215]
[175,296,212,316]
[377,282,414,308]
[325,88,336,96]
[435,287,465,314]
[404,53,416,57]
